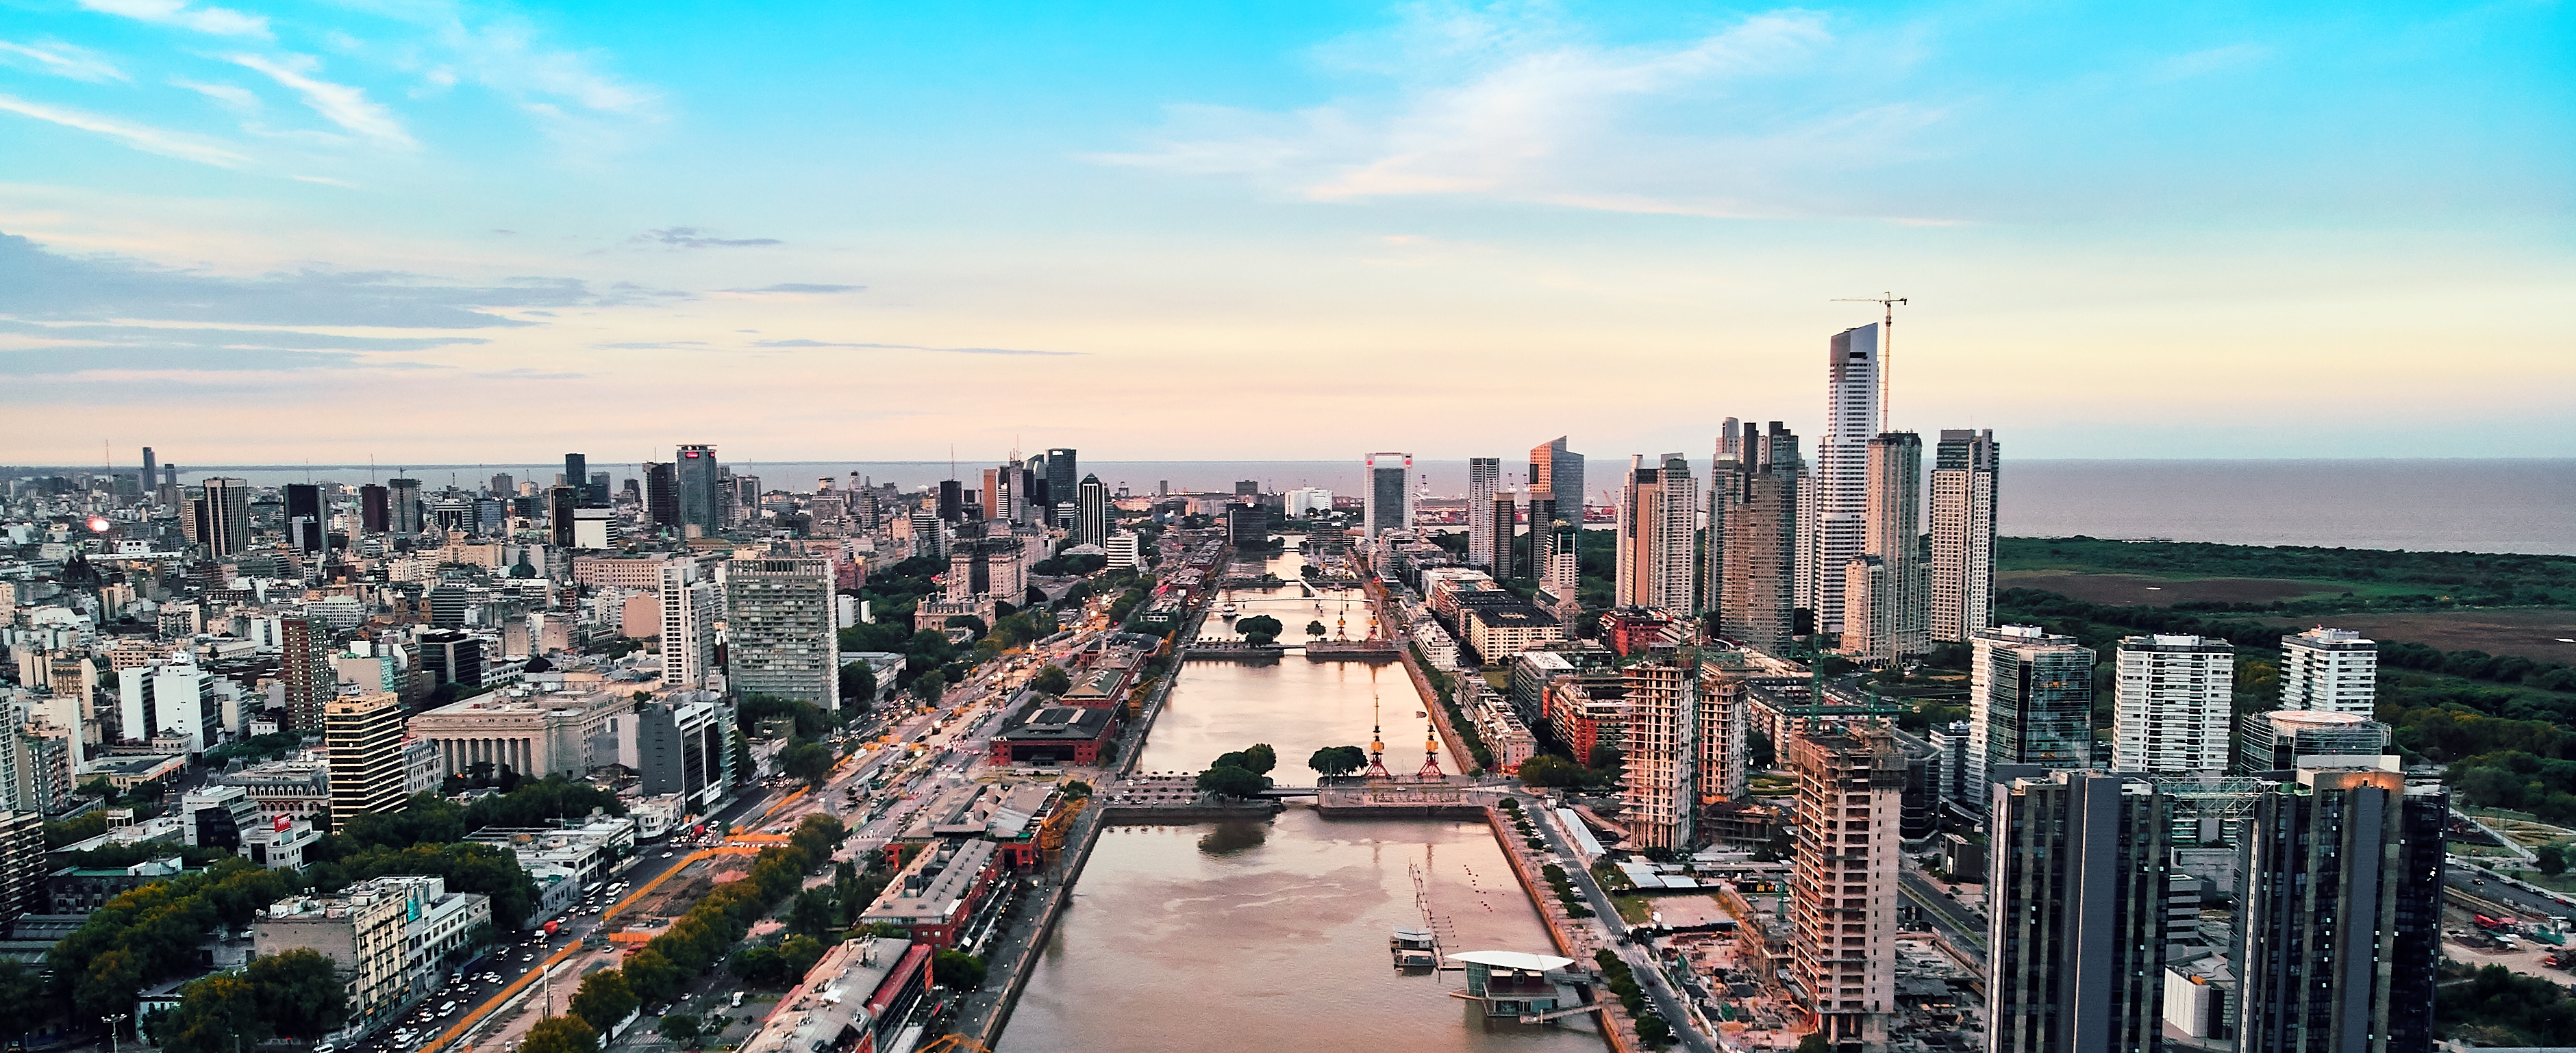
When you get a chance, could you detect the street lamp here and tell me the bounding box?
[102,1013,129,1053]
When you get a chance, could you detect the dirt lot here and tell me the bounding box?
[1999,570,2340,607]
[2327,609,2576,664]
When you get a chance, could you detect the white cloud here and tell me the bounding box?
[229,53,418,150]
[172,79,261,111]
[75,0,271,39]
[0,39,129,83]
[1092,5,1955,222]
[0,92,248,167]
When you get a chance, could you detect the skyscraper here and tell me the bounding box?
[722,557,840,709]
[279,616,334,735]
[192,477,253,557]
[360,483,389,533]
[1363,453,1412,539]
[548,486,577,548]
[660,560,717,689]
[1789,722,1903,1052]
[643,461,678,530]
[387,477,423,534]
[2112,634,2234,774]
[1528,436,1584,522]
[1614,453,1695,610]
[1046,448,1078,518]
[1986,772,2173,1053]
[1842,432,1925,664]
[1966,624,2096,809]
[326,691,408,830]
[1077,474,1109,545]
[2279,626,2377,715]
[1490,492,1518,579]
[489,472,514,496]
[1929,429,1999,643]
[140,446,157,504]
[1620,660,1696,850]
[563,453,587,497]
[1812,323,1882,635]
[2234,768,2444,1053]
[1466,457,1501,570]
[1710,422,1801,652]
[284,482,325,555]
[675,444,721,531]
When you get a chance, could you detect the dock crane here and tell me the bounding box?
[1416,723,1445,780]
[1364,694,1394,779]
[1834,292,1908,430]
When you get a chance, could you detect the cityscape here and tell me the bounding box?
[1,4,2571,1053]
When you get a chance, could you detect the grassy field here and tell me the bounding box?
[1997,569,2365,606]
[2329,609,2576,665]
[1998,535,2573,607]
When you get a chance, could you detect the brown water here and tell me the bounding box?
[995,560,1600,1052]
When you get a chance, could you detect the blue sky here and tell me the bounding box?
[0,0,2567,466]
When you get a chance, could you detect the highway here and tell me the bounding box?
[2447,861,2576,920]
[1897,870,1988,972]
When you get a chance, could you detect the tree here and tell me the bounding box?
[1196,765,1266,798]
[1518,755,1588,788]
[911,670,947,703]
[1748,729,1775,770]
[1308,746,1366,776]
[1060,780,1093,800]
[1795,1032,1830,1053]
[1238,615,1284,637]
[778,741,836,787]
[523,1015,600,1053]
[2543,844,2570,876]
[943,615,986,638]
[658,1014,702,1050]
[931,950,986,990]
[786,888,837,939]
[246,948,348,1039]
[621,947,686,1005]
[1306,620,1327,635]
[778,935,826,980]
[1588,745,1626,772]
[568,969,638,1030]
[1030,664,1072,695]
[0,960,49,1045]
[838,663,877,707]
[1239,744,1277,775]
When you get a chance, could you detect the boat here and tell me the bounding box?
[1391,927,1438,969]
[1218,601,1239,618]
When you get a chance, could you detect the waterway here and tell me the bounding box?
[995,554,1600,1052]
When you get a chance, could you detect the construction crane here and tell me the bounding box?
[1833,292,1908,431]
[1365,694,1393,779]
[915,1036,992,1053]
[1416,723,1445,780]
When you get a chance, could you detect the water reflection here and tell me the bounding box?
[1197,820,1269,856]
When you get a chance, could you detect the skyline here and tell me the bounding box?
[1,0,2570,462]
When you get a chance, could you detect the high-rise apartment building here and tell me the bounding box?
[279,616,336,735]
[1710,421,1801,652]
[1466,457,1502,570]
[1697,666,1750,803]
[2279,627,2377,716]
[1986,772,2172,1053]
[489,472,513,495]
[2234,768,2444,1053]
[2111,634,2233,774]
[1789,722,1903,1052]
[1812,323,1881,635]
[1490,492,1520,580]
[1842,432,1925,664]
[190,477,253,557]
[1076,474,1109,546]
[1615,453,1697,611]
[1929,429,1999,643]
[723,557,840,709]
[675,444,721,531]
[1621,661,1697,850]
[660,560,718,689]
[1966,625,2095,810]
[2239,709,2392,772]
[1528,437,1584,522]
[326,692,408,829]
[1364,453,1412,539]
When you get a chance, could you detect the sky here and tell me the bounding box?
[0,0,2568,468]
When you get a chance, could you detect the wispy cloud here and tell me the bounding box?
[596,340,708,349]
[230,53,417,150]
[2150,43,2272,83]
[75,0,269,39]
[172,78,260,111]
[721,283,864,294]
[474,367,582,379]
[751,339,1079,357]
[1090,6,1955,222]
[632,227,781,249]
[0,93,247,167]
[0,40,128,83]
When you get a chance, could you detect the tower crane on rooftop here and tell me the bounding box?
[1834,292,1908,431]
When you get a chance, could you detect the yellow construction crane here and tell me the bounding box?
[1833,292,1908,430]
[914,1036,993,1053]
